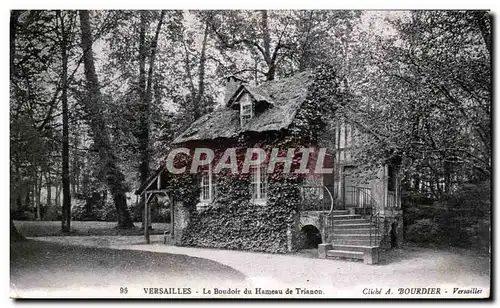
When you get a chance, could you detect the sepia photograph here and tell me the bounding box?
[8,7,491,299]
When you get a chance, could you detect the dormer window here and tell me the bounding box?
[225,82,274,126]
[240,94,253,126]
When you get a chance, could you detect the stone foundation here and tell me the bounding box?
[378,213,403,249]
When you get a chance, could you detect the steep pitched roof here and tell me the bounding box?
[173,71,313,144]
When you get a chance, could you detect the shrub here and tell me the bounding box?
[129,200,143,223]
[406,219,440,244]
[71,198,98,221]
[404,180,491,251]
[129,198,171,223]
[43,205,61,221]
[11,209,35,221]
[94,198,118,222]
[156,207,171,223]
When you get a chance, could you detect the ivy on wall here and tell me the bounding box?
[168,65,344,253]
[180,176,301,253]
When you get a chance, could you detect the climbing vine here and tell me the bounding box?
[170,65,344,252]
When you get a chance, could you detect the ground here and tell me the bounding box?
[11,228,491,298]
[13,220,170,237]
[10,239,246,298]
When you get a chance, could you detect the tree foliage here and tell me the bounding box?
[343,11,491,198]
[10,10,491,235]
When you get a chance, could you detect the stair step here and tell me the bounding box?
[326,250,364,260]
[332,244,379,252]
[331,215,362,220]
[333,239,377,245]
[334,219,370,225]
[334,228,378,235]
[302,210,349,216]
[335,223,372,228]
[330,210,350,215]
[334,234,373,238]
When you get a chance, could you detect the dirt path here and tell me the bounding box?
[29,236,490,298]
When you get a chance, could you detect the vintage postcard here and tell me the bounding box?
[9,9,491,299]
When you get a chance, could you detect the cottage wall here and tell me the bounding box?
[173,201,190,245]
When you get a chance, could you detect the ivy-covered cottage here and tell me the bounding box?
[136,66,403,264]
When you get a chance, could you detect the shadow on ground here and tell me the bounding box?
[11,239,246,291]
[13,220,170,237]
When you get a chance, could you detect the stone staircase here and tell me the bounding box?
[319,209,380,264]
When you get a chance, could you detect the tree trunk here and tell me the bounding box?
[31,182,36,211]
[139,11,165,228]
[59,10,71,233]
[35,173,42,220]
[24,184,31,210]
[55,184,61,207]
[261,10,271,62]
[474,11,491,56]
[443,160,451,195]
[196,21,209,108]
[138,11,148,229]
[79,10,133,228]
[260,10,275,81]
[46,172,52,208]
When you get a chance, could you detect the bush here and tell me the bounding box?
[406,219,440,244]
[129,200,143,223]
[156,207,171,223]
[129,198,171,223]
[71,198,98,221]
[11,209,35,221]
[404,180,491,251]
[95,198,118,221]
[42,205,61,221]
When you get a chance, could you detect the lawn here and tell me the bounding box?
[10,239,246,297]
[14,220,170,237]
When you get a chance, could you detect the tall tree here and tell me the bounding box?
[79,10,133,228]
[10,10,26,242]
[208,10,289,81]
[136,10,166,227]
[181,18,210,120]
[139,11,165,188]
[58,10,72,232]
[208,10,360,82]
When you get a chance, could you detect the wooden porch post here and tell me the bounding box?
[170,193,174,239]
[144,191,150,244]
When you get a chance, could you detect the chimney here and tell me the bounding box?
[224,75,245,106]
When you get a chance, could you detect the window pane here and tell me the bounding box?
[250,166,267,201]
[260,166,267,199]
[250,168,258,199]
[212,174,216,198]
[200,170,211,201]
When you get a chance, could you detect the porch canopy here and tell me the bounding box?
[134,164,172,244]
